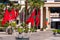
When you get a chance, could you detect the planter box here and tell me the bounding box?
[52,29,60,35]
[16,37,29,40]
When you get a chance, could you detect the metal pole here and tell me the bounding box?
[25,0,28,23]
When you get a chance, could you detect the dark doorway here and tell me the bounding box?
[51,22,60,29]
[51,22,56,28]
[50,7,60,13]
[56,22,60,29]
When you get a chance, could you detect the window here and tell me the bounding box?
[50,7,60,13]
[47,0,54,2]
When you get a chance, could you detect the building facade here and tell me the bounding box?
[9,0,60,29]
[43,0,60,29]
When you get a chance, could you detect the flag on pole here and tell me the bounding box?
[15,9,19,18]
[2,9,10,26]
[26,8,36,26]
[2,8,18,26]
[10,8,16,20]
[36,9,40,27]
[30,8,36,17]
[10,8,18,20]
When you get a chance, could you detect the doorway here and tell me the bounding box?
[49,7,60,29]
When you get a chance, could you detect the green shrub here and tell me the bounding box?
[11,22,16,27]
[52,29,60,33]
[3,22,9,27]
[17,27,23,33]
[57,29,60,33]
[21,23,26,27]
[24,27,28,33]
[52,30,57,33]
[30,28,35,32]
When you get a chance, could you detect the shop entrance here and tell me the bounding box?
[49,7,60,29]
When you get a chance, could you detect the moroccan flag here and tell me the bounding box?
[2,9,10,26]
[36,9,40,27]
[36,16,40,27]
[10,8,18,20]
[26,16,34,26]
[30,17,34,26]
[30,8,36,17]
[26,8,36,26]
[10,8,16,20]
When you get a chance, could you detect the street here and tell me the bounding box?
[0,30,60,40]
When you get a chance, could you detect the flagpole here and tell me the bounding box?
[25,0,28,23]
[36,8,38,30]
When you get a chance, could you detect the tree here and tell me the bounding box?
[28,0,44,8]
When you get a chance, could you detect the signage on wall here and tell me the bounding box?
[47,0,54,2]
[51,18,60,22]
[50,13,59,17]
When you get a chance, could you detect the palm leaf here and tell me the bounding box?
[28,0,44,8]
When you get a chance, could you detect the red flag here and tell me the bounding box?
[10,9,16,20]
[36,9,40,27]
[26,16,34,26]
[36,16,40,27]
[2,9,18,26]
[26,9,36,26]
[30,17,34,26]
[2,9,10,26]
[30,8,36,17]
[10,9,18,20]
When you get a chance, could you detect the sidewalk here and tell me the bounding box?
[0,30,60,40]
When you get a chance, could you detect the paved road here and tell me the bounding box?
[0,30,60,40]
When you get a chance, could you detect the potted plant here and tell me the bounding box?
[56,29,60,34]
[52,29,60,35]
[10,21,16,28]
[17,27,23,34]
[30,28,35,32]
[52,29,57,35]
[24,27,28,33]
